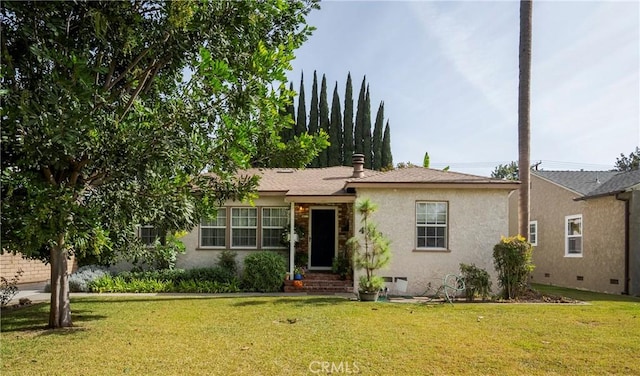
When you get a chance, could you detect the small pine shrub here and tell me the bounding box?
[242,252,287,292]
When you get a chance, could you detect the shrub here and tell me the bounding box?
[459,263,492,301]
[68,265,111,292]
[88,274,240,293]
[242,252,287,292]
[0,269,24,307]
[493,235,534,299]
[217,250,238,276]
[182,267,236,284]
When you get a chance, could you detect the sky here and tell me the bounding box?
[286,0,640,176]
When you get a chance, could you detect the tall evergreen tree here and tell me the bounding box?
[318,74,330,167]
[329,82,343,166]
[381,121,393,169]
[343,73,354,165]
[308,71,319,166]
[363,86,372,169]
[372,101,384,170]
[354,76,366,155]
[295,72,307,136]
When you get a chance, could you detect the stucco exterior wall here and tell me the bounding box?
[176,196,290,271]
[629,190,640,296]
[353,188,511,295]
[530,175,626,294]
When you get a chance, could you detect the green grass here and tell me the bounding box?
[1,285,639,375]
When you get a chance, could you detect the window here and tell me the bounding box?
[231,208,257,248]
[529,221,538,246]
[416,202,448,249]
[262,207,289,248]
[565,215,582,257]
[140,225,158,246]
[200,208,227,248]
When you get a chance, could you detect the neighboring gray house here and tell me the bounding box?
[528,170,640,296]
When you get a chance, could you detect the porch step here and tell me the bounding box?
[284,273,353,294]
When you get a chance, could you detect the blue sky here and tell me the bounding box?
[286,0,639,176]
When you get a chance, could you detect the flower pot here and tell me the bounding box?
[294,273,303,280]
[359,291,379,302]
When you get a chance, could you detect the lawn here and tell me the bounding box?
[1,285,639,375]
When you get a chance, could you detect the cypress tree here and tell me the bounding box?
[381,120,393,169]
[363,86,372,169]
[329,82,343,166]
[295,72,307,136]
[318,74,329,167]
[343,73,354,165]
[372,101,384,170]
[308,71,319,167]
[354,76,366,154]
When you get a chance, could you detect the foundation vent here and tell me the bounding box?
[576,276,584,281]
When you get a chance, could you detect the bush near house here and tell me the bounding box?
[493,235,534,299]
[242,252,287,292]
[459,263,492,301]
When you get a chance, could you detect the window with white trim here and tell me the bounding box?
[200,208,227,248]
[140,225,158,246]
[231,207,257,248]
[416,202,448,249]
[529,221,538,246]
[565,215,582,257]
[262,207,289,248]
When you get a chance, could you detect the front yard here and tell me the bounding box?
[1,285,639,375]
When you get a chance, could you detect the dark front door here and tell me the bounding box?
[310,209,336,269]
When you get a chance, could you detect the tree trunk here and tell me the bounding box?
[49,233,72,328]
[518,0,533,240]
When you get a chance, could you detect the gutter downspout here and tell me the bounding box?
[289,201,295,279]
[616,193,630,295]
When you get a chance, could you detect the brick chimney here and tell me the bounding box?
[352,154,365,178]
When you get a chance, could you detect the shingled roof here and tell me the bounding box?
[581,169,640,198]
[532,170,640,198]
[532,170,618,195]
[228,166,517,201]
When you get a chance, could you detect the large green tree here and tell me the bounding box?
[342,73,354,165]
[1,0,322,328]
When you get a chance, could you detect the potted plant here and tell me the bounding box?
[347,198,391,302]
[293,265,306,280]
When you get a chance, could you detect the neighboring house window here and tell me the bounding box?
[262,207,289,248]
[140,225,158,246]
[200,208,227,248]
[231,208,257,248]
[565,215,582,257]
[416,202,448,249]
[529,221,538,246]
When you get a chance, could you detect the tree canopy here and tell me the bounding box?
[614,147,640,171]
[1,0,321,327]
[491,161,520,181]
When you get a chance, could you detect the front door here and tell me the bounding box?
[310,208,336,269]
